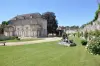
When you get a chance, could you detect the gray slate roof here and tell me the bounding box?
[10,13,42,21]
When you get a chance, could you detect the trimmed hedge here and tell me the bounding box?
[81,39,87,46]
[0,35,19,41]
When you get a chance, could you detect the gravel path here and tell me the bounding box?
[4,37,61,46]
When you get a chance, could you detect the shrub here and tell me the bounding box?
[70,43,76,46]
[10,36,19,40]
[0,35,10,41]
[81,39,87,46]
[14,36,18,39]
[0,35,19,41]
[84,31,88,40]
[95,29,100,37]
[69,40,73,43]
[69,40,76,46]
[9,36,16,40]
[87,37,100,55]
[16,38,20,40]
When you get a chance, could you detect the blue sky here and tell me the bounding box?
[0,0,99,26]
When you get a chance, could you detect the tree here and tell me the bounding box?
[0,21,8,34]
[42,12,58,35]
[2,21,8,25]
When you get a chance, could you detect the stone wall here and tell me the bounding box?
[83,21,100,32]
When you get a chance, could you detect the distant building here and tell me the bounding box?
[4,13,47,38]
[57,26,78,35]
[65,27,78,34]
[66,29,77,34]
[56,26,65,36]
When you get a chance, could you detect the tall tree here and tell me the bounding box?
[2,21,8,26]
[0,21,8,34]
[42,12,58,34]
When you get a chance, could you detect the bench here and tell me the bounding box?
[0,42,6,46]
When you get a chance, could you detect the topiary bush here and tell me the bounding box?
[81,39,87,46]
[87,37,100,55]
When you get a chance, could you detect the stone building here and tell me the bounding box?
[4,13,47,38]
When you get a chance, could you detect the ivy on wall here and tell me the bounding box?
[92,4,100,22]
[81,4,100,28]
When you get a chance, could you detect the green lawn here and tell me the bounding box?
[0,37,100,66]
[0,38,42,42]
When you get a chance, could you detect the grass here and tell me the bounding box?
[0,38,42,42]
[0,37,100,66]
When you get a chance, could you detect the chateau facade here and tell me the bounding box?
[4,13,47,38]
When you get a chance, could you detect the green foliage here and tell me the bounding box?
[92,6,100,22]
[84,31,88,40]
[88,30,100,37]
[81,24,86,28]
[87,37,100,55]
[81,39,87,46]
[88,31,94,36]
[2,21,8,25]
[42,12,58,34]
[0,21,8,34]
[95,29,100,37]
[16,38,20,40]
[10,36,19,40]
[0,36,10,41]
[80,4,100,28]
[0,35,19,41]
